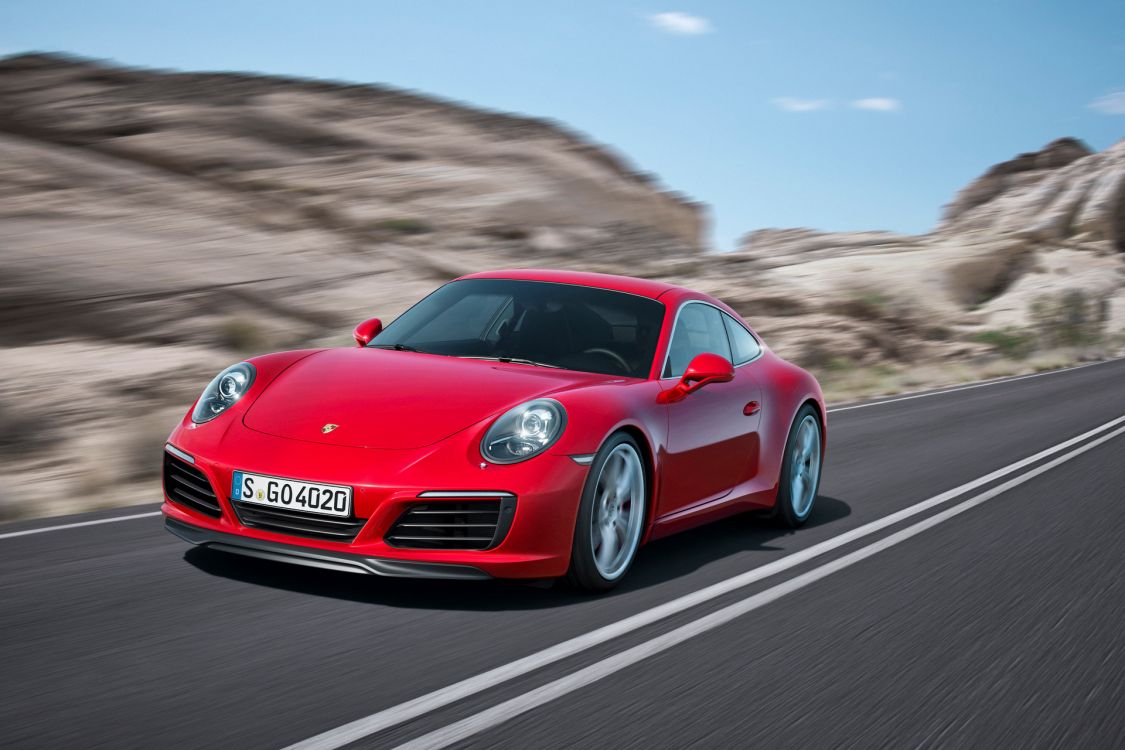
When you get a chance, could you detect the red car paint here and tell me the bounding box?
[163,269,826,579]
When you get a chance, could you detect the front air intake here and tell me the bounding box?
[231,504,367,542]
[385,496,516,550]
[163,453,222,518]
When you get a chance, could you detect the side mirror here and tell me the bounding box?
[352,317,383,347]
[657,352,734,404]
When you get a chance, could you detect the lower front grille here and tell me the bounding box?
[163,453,222,517]
[232,503,366,542]
[385,496,517,550]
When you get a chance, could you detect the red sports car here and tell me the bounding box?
[163,270,826,591]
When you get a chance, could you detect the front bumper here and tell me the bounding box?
[165,516,490,580]
[161,422,591,579]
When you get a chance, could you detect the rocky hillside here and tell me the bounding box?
[0,53,1122,518]
[691,137,1125,375]
[0,53,703,350]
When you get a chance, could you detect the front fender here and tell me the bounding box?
[547,380,667,460]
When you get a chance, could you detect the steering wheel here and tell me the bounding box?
[582,347,630,374]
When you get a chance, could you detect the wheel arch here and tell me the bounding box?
[798,396,828,459]
[608,424,659,543]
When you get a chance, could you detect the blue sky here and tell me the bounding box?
[2,1,1123,250]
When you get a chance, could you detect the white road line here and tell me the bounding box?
[284,413,1125,750]
[4,356,1120,539]
[0,512,162,540]
[826,357,1121,413]
[396,421,1125,750]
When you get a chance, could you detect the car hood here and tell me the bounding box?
[243,348,611,449]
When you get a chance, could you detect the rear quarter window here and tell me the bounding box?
[723,313,762,365]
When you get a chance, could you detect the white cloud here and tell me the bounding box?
[771,97,831,112]
[851,97,901,112]
[650,12,712,35]
[1089,92,1125,115]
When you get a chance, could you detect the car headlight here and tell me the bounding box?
[191,362,256,424]
[481,399,567,464]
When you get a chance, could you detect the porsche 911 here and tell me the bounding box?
[163,269,826,591]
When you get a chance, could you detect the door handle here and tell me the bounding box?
[743,400,760,416]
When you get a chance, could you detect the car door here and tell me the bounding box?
[720,311,767,489]
[657,302,763,518]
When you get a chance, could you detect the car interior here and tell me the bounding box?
[376,280,665,378]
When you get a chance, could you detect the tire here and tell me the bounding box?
[774,404,823,528]
[565,433,648,592]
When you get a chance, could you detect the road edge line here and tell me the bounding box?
[826,356,1122,413]
[0,511,162,541]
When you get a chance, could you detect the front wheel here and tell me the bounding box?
[565,433,647,592]
[774,405,823,528]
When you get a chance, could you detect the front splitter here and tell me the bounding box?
[165,516,491,580]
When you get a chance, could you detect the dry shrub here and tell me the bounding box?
[218,317,266,353]
[1031,289,1107,347]
[0,399,58,458]
[794,338,844,370]
[922,324,953,341]
[0,488,20,522]
[860,326,916,363]
[742,296,809,317]
[480,224,530,241]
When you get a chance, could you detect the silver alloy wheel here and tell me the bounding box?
[790,414,821,518]
[590,443,646,580]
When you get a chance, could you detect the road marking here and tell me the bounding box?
[395,420,1125,750]
[284,413,1125,750]
[826,356,1121,413]
[2,355,1116,537]
[0,511,161,540]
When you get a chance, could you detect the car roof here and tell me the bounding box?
[456,269,684,300]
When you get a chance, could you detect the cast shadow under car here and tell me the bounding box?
[183,495,851,611]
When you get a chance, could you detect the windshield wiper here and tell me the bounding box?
[458,355,562,369]
[369,343,422,353]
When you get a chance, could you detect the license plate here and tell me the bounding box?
[231,471,352,518]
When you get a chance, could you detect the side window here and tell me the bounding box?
[722,313,762,365]
[664,303,732,378]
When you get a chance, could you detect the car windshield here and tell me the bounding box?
[370,279,665,378]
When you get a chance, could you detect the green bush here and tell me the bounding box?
[830,291,890,320]
[971,328,1037,359]
[375,217,433,234]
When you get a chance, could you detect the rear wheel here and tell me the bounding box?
[565,433,647,592]
[774,405,823,528]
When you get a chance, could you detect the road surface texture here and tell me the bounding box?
[3,358,1124,749]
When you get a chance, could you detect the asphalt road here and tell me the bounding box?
[3,358,1124,749]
